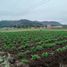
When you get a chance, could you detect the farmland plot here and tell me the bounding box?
[0,29,67,67]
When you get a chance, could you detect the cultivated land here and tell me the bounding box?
[0,28,67,32]
[0,28,67,67]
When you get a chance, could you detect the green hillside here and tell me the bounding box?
[0,19,62,28]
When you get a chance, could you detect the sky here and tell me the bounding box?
[0,0,67,24]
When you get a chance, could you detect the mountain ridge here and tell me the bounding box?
[0,19,62,28]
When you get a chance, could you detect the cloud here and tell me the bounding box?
[0,0,67,24]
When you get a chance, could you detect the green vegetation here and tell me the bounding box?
[0,19,61,28]
[21,59,29,64]
[56,46,67,52]
[0,29,67,62]
[31,55,40,60]
[42,52,49,58]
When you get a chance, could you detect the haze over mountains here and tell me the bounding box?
[0,19,62,28]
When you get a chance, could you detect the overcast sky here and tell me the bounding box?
[0,0,67,24]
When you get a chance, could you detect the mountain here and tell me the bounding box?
[0,19,62,28]
[62,25,67,28]
[41,21,62,26]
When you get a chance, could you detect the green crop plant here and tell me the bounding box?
[35,45,44,51]
[31,55,40,60]
[42,52,49,58]
[56,48,63,52]
[56,47,66,53]
[31,47,37,52]
[22,59,29,64]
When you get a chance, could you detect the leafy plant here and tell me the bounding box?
[42,52,49,58]
[35,45,44,51]
[22,59,29,64]
[31,47,37,52]
[31,55,40,60]
[56,48,65,52]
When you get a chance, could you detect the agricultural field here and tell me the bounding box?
[0,28,67,67]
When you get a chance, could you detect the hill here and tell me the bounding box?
[62,25,67,28]
[41,21,62,26]
[0,19,62,28]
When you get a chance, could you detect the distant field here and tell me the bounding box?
[0,28,67,32]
